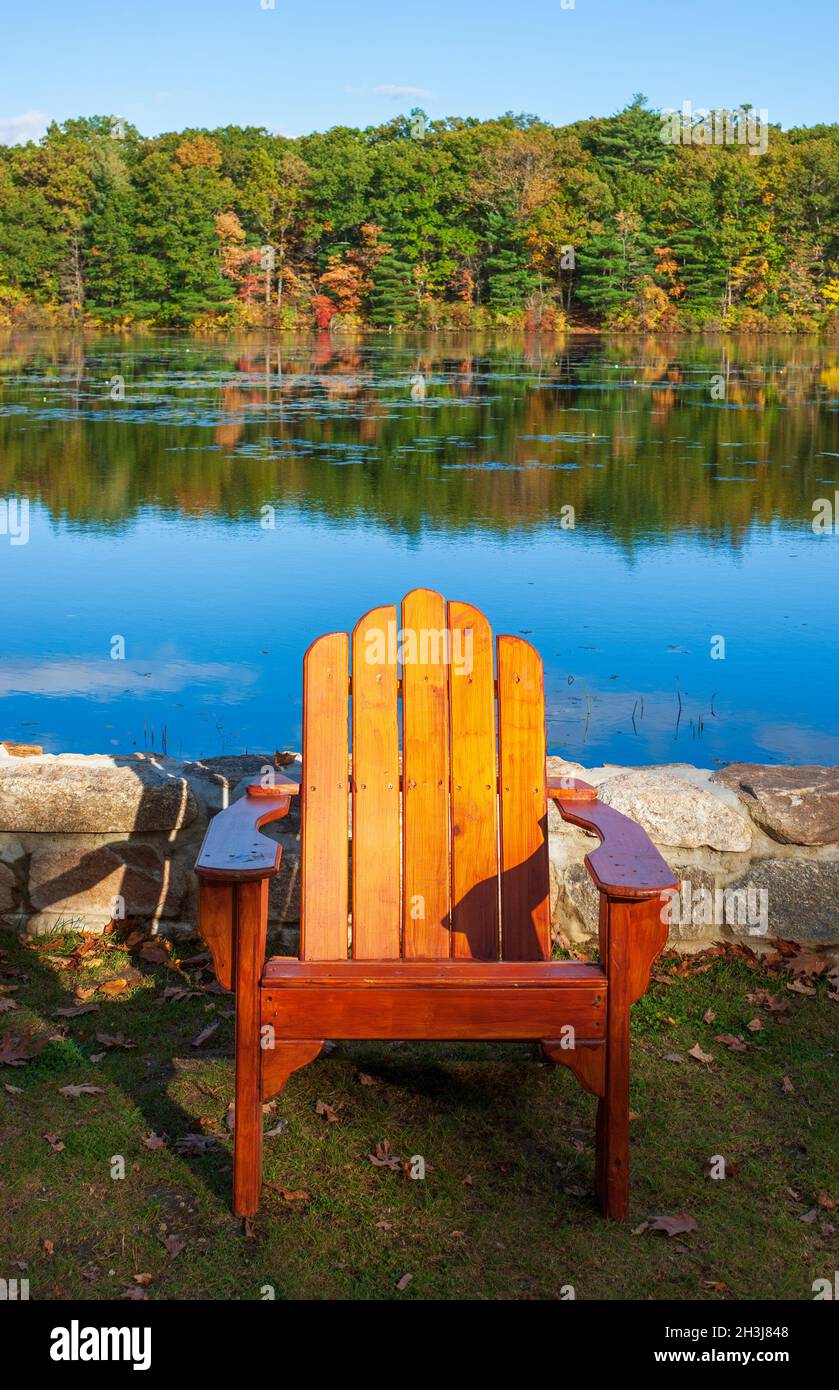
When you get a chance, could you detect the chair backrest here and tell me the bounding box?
[300,589,550,962]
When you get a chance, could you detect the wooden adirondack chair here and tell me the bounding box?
[195,590,676,1221]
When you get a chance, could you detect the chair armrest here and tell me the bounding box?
[195,780,297,881]
[548,784,676,899]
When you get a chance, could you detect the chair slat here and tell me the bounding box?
[351,604,401,959]
[448,600,500,959]
[497,635,551,960]
[300,631,349,960]
[401,588,451,958]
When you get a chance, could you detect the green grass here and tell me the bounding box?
[0,929,836,1301]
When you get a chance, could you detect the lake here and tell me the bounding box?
[1,332,837,767]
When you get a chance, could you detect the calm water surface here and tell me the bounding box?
[1,332,838,765]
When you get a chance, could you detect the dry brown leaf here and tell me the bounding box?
[174,1134,217,1155]
[746,1017,762,1032]
[648,1213,699,1237]
[266,1184,309,1203]
[688,1043,713,1064]
[53,1003,99,1018]
[817,1191,837,1210]
[191,1020,220,1048]
[43,1131,65,1152]
[357,1072,378,1086]
[703,1008,716,1023]
[799,1208,818,1223]
[132,1273,153,1286]
[58,1084,104,1098]
[98,978,129,998]
[139,941,170,965]
[315,1099,340,1123]
[396,1273,413,1291]
[162,1233,186,1259]
[781,1074,795,1094]
[95,1032,134,1049]
[787,979,817,997]
[4,1083,22,1094]
[0,997,18,1012]
[714,1033,749,1053]
[368,1139,401,1170]
[141,1133,166,1149]
[0,1030,45,1066]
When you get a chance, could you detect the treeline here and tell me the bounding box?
[1,98,838,333]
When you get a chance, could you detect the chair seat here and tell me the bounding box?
[260,956,607,1041]
[262,957,605,988]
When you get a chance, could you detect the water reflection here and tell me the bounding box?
[1,332,837,765]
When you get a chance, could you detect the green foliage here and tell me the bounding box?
[0,103,837,331]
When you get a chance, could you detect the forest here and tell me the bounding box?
[0,97,837,334]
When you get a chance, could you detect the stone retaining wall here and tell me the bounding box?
[1,747,837,954]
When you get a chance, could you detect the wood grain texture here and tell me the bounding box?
[351,605,401,959]
[554,798,677,898]
[263,957,604,987]
[596,893,631,1220]
[401,588,451,958]
[300,631,350,960]
[262,982,605,1041]
[497,635,550,960]
[261,1040,324,1102]
[233,879,269,1218]
[197,879,235,990]
[541,1039,606,1098]
[448,600,500,959]
[195,793,291,880]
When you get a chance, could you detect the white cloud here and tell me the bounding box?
[0,110,51,146]
[374,85,432,100]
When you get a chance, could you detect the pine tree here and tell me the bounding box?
[368,243,415,326]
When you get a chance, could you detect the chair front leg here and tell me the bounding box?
[596,892,668,1220]
[232,879,269,1219]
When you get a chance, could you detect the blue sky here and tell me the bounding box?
[1,0,836,143]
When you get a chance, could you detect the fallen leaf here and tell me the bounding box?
[0,997,18,1012]
[781,1074,795,1094]
[95,1032,134,1049]
[714,1033,749,1053]
[315,1099,340,1123]
[191,1020,220,1048]
[396,1273,413,1291]
[799,1208,818,1223]
[746,1017,762,1032]
[699,1279,728,1291]
[357,1072,379,1086]
[628,1111,641,1122]
[141,1133,165,1150]
[132,1273,153,1286]
[703,1008,716,1023]
[162,1233,186,1259]
[664,1052,685,1063]
[688,1044,714,1064]
[41,1239,54,1255]
[121,1287,148,1300]
[632,1221,650,1235]
[648,1213,698,1237]
[58,1084,104,1098]
[264,1118,288,1138]
[53,1003,98,1018]
[174,1134,217,1155]
[266,1184,309,1203]
[4,1083,23,1094]
[0,1030,45,1066]
[139,941,170,965]
[98,978,129,998]
[817,1191,836,1210]
[43,1132,65,1152]
[787,979,817,997]
[368,1139,401,1170]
